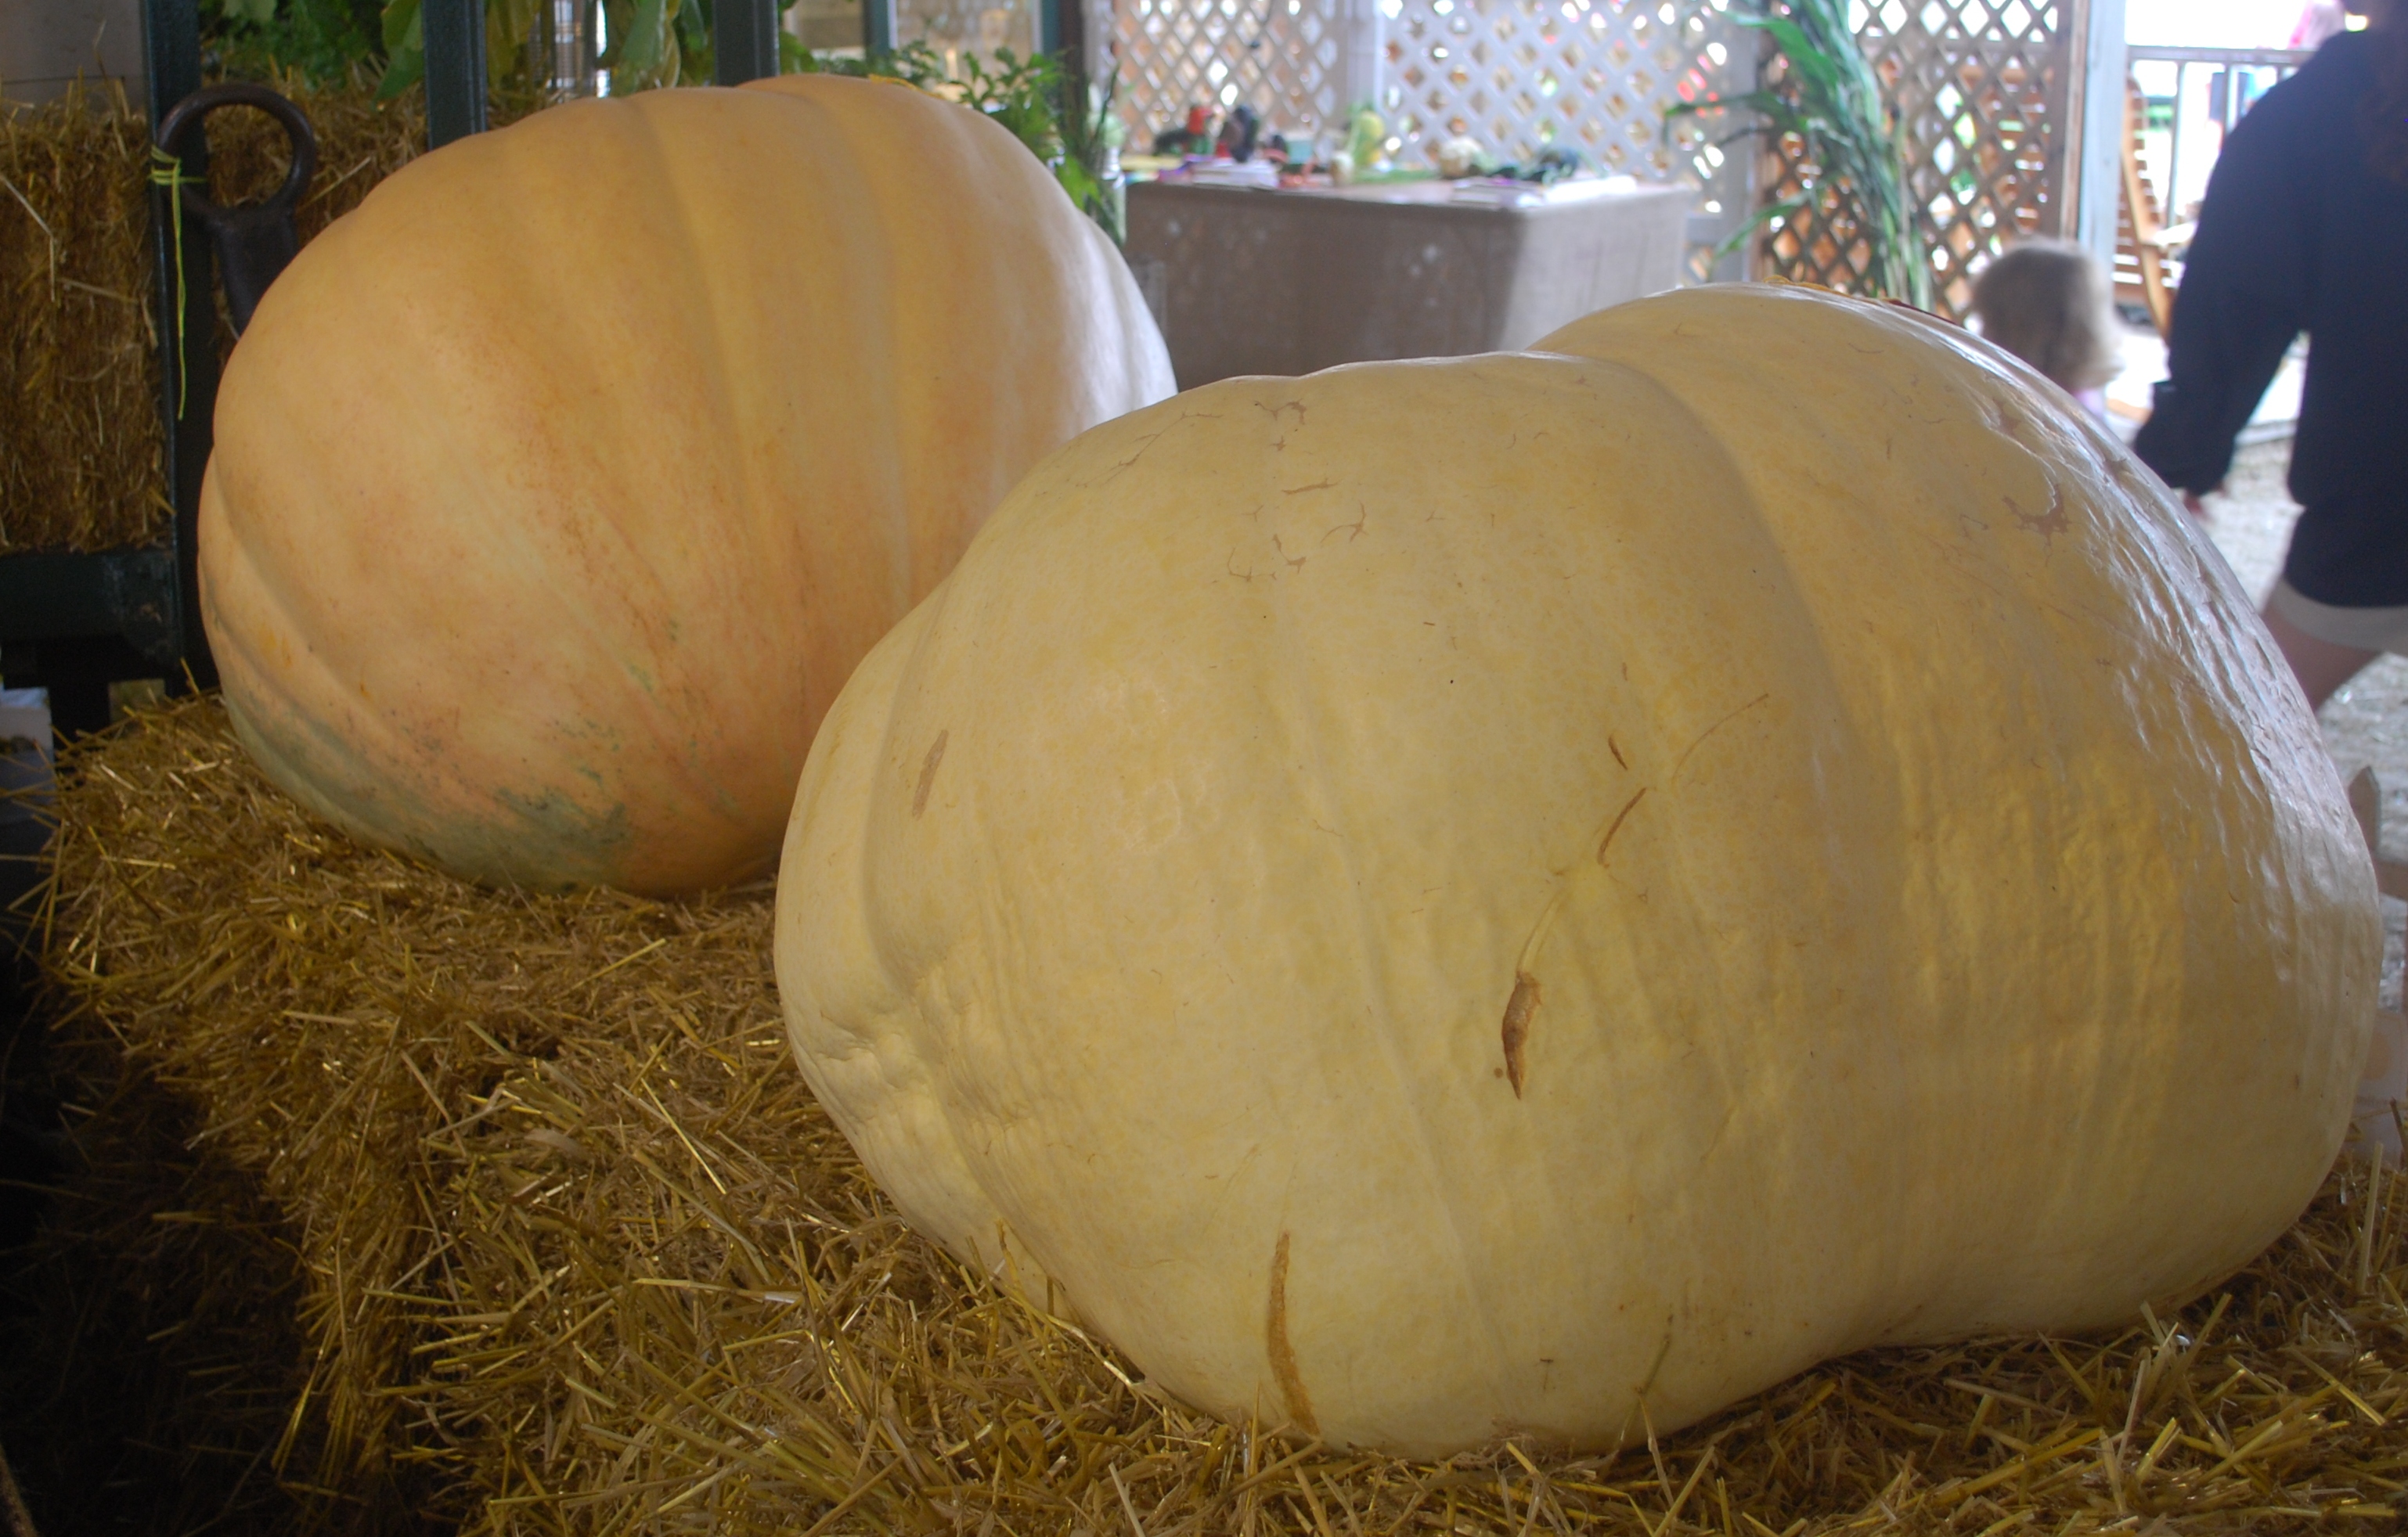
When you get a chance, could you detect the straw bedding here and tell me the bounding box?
[8,693,2408,1533]
[0,78,478,557]
[0,81,164,556]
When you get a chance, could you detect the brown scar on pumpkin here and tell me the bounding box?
[2007,482,2071,545]
[912,730,949,818]
[1595,786,1649,864]
[1266,1231,1319,1435]
[1501,972,1540,1098]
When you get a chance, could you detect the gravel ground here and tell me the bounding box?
[2197,435,2408,1010]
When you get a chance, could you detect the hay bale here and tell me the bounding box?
[0,80,161,556]
[0,77,509,557]
[13,693,2408,1532]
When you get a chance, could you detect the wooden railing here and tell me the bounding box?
[2125,44,2313,225]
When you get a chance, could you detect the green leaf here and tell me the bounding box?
[1756,17,1843,94]
[618,0,669,76]
[381,0,420,52]
[1710,192,1810,262]
[1054,157,1101,207]
[1667,88,1797,125]
[376,0,423,97]
[1656,0,1930,304]
[376,33,424,97]
[489,0,540,78]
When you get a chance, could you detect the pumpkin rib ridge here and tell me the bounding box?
[776,87,916,641]
[778,597,1017,1259]
[1523,351,1916,1398]
[1242,383,1527,1437]
[471,98,816,872]
[1670,318,2083,1335]
[927,572,1098,1304]
[1575,290,2363,1328]
[715,92,874,754]
[840,94,937,628]
[417,124,622,650]
[604,95,801,808]
[868,591,1040,1279]
[1223,356,1791,1435]
[860,577,963,992]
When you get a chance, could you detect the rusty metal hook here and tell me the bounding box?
[155,82,319,335]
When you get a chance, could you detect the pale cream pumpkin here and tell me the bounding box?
[201,76,1172,894]
[774,285,2377,1455]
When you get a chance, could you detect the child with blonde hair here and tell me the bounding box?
[1968,238,2124,416]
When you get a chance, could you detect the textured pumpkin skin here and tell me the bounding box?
[200,77,1172,894]
[774,286,2377,1456]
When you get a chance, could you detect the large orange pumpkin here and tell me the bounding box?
[200,76,1172,894]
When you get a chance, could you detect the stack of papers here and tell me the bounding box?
[1447,178,1544,207]
[1185,160,1282,189]
[1447,174,1641,207]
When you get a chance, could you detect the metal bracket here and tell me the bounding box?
[155,82,317,334]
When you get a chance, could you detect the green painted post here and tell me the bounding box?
[716,0,782,82]
[139,0,218,687]
[424,0,488,146]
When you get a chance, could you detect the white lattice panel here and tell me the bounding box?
[1104,0,1750,279]
[1380,0,1717,169]
[1762,0,2070,315]
[1111,0,1343,146]
[1388,0,1751,278]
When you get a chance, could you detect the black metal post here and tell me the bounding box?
[865,0,896,55]
[424,0,488,147]
[1054,0,1084,106]
[140,0,219,690]
[714,0,781,84]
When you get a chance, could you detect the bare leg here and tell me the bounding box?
[2262,599,2381,711]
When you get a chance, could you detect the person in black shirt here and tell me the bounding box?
[2132,0,2408,708]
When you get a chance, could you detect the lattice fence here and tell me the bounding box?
[1757,0,2070,318]
[1386,0,1754,279]
[1379,1,1719,171]
[1110,0,1343,146]
[1100,0,2080,301]
[1105,0,1755,282]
